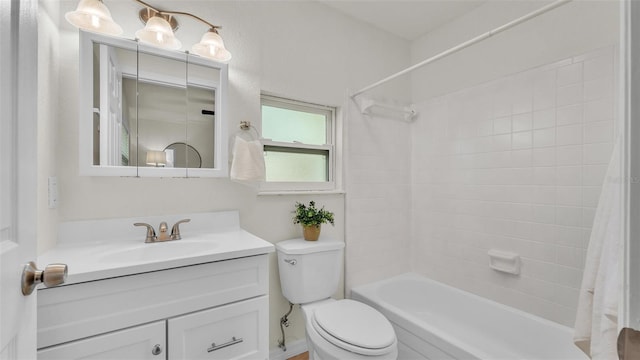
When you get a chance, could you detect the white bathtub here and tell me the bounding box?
[351,273,588,360]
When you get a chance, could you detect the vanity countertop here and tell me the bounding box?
[38,212,275,286]
[38,229,274,286]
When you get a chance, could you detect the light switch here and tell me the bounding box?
[48,176,58,209]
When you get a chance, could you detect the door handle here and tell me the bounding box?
[21,261,68,295]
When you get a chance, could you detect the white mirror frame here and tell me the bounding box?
[78,30,228,177]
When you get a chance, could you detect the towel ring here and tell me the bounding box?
[238,121,260,140]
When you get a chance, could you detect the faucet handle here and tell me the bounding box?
[170,219,191,240]
[134,223,157,243]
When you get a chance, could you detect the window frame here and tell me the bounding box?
[259,95,337,192]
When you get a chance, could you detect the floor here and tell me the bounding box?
[288,351,309,360]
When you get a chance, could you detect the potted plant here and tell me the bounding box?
[293,201,335,241]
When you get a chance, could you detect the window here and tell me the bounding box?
[260,95,337,191]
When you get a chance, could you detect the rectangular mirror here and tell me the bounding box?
[185,59,221,176]
[78,31,228,177]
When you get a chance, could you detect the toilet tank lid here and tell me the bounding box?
[276,238,345,255]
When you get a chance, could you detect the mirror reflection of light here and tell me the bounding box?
[146,150,167,167]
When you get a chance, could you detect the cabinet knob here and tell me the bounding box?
[151,344,162,355]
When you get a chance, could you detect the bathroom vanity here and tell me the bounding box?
[35,211,273,359]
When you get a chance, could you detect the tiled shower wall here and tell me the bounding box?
[411,46,616,326]
[345,100,413,291]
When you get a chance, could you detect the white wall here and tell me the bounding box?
[410,0,619,326]
[411,0,619,101]
[37,0,61,264]
[39,0,410,352]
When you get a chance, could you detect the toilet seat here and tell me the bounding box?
[311,299,396,356]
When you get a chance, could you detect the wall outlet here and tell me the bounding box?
[48,176,58,209]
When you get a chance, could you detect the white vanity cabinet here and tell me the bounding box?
[37,254,269,360]
[38,321,166,359]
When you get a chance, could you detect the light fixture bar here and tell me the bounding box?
[133,0,221,30]
[66,0,232,60]
[132,0,231,61]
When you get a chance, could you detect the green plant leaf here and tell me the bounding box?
[292,200,335,226]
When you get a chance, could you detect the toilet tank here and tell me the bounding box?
[276,238,345,304]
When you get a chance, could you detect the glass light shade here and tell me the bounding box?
[191,31,232,62]
[146,150,167,166]
[135,16,182,50]
[65,0,123,36]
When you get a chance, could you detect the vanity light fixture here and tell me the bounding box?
[66,0,232,61]
[191,28,232,62]
[135,12,182,50]
[65,0,123,36]
[134,0,232,61]
[146,150,167,167]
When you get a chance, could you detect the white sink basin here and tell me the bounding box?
[38,212,275,285]
[100,240,217,263]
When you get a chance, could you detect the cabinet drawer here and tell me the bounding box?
[38,321,165,360]
[168,296,268,360]
[38,255,268,349]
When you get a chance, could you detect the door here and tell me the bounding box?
[99,44,123,166]
[0,0,39,358]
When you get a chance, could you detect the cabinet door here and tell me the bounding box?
[38,321,165,360]
[168,296,268,360]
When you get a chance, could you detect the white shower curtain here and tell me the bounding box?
[574,136,622,359]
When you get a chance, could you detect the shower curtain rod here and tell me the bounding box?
[351,0,572,98]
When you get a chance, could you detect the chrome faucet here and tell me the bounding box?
[134,219,191,243]
[157,221,169,241]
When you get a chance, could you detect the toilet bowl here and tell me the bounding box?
[276,238,398,360]
[301,299,397,360]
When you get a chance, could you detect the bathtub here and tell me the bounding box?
[351,273,588,360]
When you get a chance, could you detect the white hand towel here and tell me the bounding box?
[230,135,265,182]
[574,137,622,359]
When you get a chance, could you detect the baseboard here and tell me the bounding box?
[269,339,308,360]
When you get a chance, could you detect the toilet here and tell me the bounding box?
[276,238,397,360]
